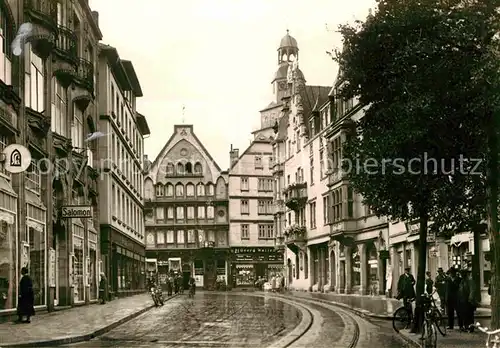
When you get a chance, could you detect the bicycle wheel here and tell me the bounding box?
[434,308,447,336]
[393,307,412,333]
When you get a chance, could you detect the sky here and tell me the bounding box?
[89,0,375,170]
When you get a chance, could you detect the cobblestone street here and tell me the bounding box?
[67,293,302,347]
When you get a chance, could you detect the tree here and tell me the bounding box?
[334,0,500,329]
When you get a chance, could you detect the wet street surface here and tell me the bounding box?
[67,293,302,347]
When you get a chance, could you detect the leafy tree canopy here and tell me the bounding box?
[336,0,500,232]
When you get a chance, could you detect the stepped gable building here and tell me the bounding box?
[144,125,229,290]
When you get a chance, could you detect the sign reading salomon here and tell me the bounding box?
[61,205,92,218]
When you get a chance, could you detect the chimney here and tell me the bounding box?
[91,11,99,27]
[229,145,239,167]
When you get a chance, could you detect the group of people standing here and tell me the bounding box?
[165,272,184,296]
[397,264,479,333]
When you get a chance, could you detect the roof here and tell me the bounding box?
[150,125,222,173]
[300,85,331,118]
[279,31,298,49]
[259,101,282,113]
[79,0,102,39]
[136,112,150,136]
[99,44,143,97]
[121,60,143,97]
[229,136,271,170]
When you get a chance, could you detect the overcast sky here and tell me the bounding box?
[89,0,375,169]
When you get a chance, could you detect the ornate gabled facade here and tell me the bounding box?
[0,0,103,318]
[97,44,150,297]
[144,125,229,290]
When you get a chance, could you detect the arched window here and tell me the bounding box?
[155,184,164,196]
[206,183,214,196]
[186,183,194,196]
[165,183,174,196]
[175,183,184,197]
[197,183,205,196]
[176,163,184,175]
[166,163,174,175]
[194,162,202,174]
[185,162,193,174]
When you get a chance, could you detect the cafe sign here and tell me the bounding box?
[61,205,92,218]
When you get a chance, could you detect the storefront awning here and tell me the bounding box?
[0,176,16,197]
[0,210,15,224]
[25,189,46,210]
[450,232,472,247]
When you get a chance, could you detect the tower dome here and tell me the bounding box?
[279,30,298,49]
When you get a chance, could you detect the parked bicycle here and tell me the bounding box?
[392,291,446,339]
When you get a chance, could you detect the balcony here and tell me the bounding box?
[327,168,346,187]
[284,225,307,254]
[329,220,357,246]
[24,0,57,58]
[53,26,77,86]
[284,182,307,211]
[73,58,94,95]
[272,161,284,175]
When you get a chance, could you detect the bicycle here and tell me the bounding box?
[393,297,415,333]
[476,322,500,348]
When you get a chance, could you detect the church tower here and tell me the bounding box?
[272,30,303,103]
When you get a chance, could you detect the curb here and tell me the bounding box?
[1,294,178,347]
[396,332,421,348]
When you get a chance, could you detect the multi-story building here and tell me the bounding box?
[272,32,390,295]
[143,125,229,290]
[0,0,102,317]
[97,44,150,297]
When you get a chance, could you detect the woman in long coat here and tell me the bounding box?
[17,267,35,323]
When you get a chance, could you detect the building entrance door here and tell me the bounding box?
[204,259,216,290]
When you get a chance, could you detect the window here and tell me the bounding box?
[175,183,184,197]
[309,202,316,229]
[258,225,273,239]
[196,183,205,196]
[176,206,184,220]
[323,196,329,224]
[156,184,164,196]
[51,77,67,136]
[155,207,164,220]
[296,131,300,151]
[111,85,115,113]
[255,156,263,169]
[156,231,165,244]
[197,206,205,219]
[240,200,249,214]
[111,185,116,216]
[206,183,214,195]
[320,150,325,178]
[187,230,196,243]
[287,140,291,158]
[347,187,354,218]
[332,189,343,222]
[258,178,273,192]
[177,230,184,244]
[207,206,214,219]
[187,206,195,219]
[268,156,273,169]
[166,163,174,175]
[194,162,202,174]
[167,207,174,219]
[240,177,249,191]
[186,183,194,196]
[72,107,84,150]
[0,9,12,85]
[241,224,249,239]
[25,46,44,112]
[25,161,41,195]
[166,230,174,243]
[165,183,173,196]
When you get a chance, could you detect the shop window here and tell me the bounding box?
[235,265,255,286]
[26,222,45,306]
[73,224,84,303]
[0,217,16,310]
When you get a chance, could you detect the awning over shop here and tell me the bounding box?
[450,232,472,247]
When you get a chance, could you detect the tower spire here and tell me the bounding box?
[182,105,186,124]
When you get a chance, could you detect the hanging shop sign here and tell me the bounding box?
[61,205,92,218]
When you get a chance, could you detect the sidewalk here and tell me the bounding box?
[282,290,491,319]
[0,293,175,347]
[399,328,487,348]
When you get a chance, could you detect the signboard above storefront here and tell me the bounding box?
[232,247,283,262]
[61,205,92,218]
[232,247,277,254]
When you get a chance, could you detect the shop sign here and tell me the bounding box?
[48,248,56,287]
[61,205,92,218]
[232,247,276,254]
[195,267,204,275]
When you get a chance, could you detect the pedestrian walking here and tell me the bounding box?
[174,273,179,294]
[425,271,434,294]
[446,267,460,329]
[16,267,34,324]
[166,274,173,296]
[434,267,447,311]
[396,267,416,316]
[271,274,277,292]
[99,272,108,304]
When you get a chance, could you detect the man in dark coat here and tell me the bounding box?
[457,267,477,332]
[446,267,461,329]
[99,272,108,304]
[397,267,416,315]
[425,271,434,294]
[16,267,34,323]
